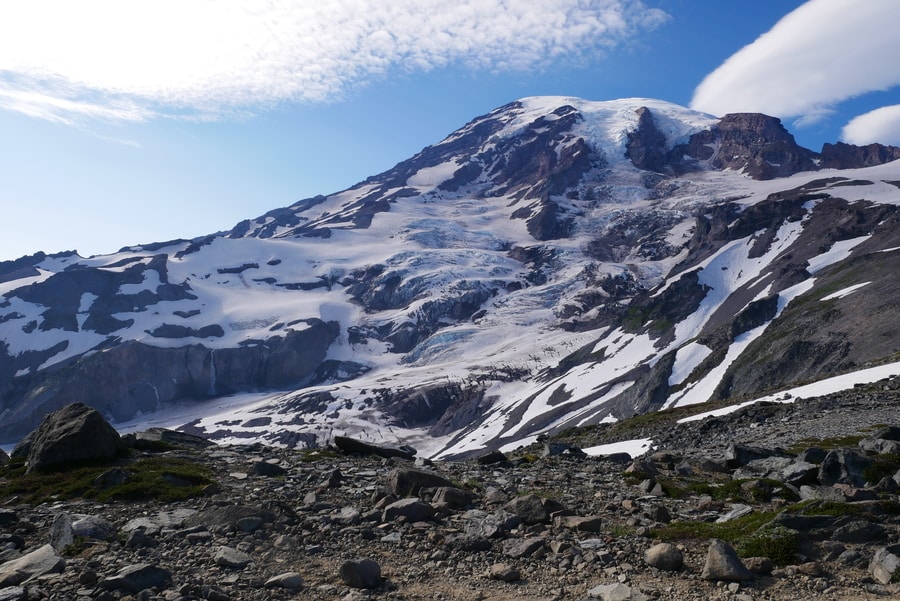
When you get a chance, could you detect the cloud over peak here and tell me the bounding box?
[0,0,668,124]
[691,0,900,136]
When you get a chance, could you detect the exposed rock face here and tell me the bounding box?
[0,320,338,442]
[821,141,900,169]
[18,403,120,473]
[2,96,900,458]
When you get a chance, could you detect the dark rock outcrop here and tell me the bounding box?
[18,403,120,473]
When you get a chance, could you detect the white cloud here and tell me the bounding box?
[691,0,900,121]
[842,105,900,146]
[0,0,668,124]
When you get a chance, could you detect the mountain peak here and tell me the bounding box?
[1,96,899,458]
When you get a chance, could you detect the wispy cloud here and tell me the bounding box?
[0,0,668,125]
[691,1,900,125]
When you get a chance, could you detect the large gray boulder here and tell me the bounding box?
[18,403,120,473]
[0,545,65,586]
[701,539,753,581]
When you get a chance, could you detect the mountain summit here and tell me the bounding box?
[1,97,898,456]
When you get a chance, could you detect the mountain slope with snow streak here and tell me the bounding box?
[0,97,898,456]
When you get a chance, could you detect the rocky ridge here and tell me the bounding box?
[1,376,900,601]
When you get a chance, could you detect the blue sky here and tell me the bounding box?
[2,0,900,262]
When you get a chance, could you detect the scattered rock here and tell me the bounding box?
[99,563,171,593]
[339,559,382,589]
[587,582,650,601]
[0,545,65,586]
[488,562,520,582]
[701,539,753,581]
[387,467,455,497]
[334,436,416,459]
[644,542,683,571]
[264,571,304,589]
[870,545,900,585]
[214,546,252,569]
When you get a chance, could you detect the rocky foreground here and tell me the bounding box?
[1,376,900,601]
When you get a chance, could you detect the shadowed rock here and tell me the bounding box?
[19,403,120,474]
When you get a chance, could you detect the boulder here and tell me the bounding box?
[99,563,171,593]
[701,539,753,581]
[870,545,900,585]
[382,498,435,522]
[501,537,545,559]
[488,563,520,582]
[264,572,304,589]
[503,494,552,524]
[818,449,873,487]
[132,427,214,450]
[476,450,510,465]
[387,467,455,497]
[334,436,416,459]
[21,403,121,473]
[0,545,66,586]
[339,559,381,589]
[432,486,475,509]
[182,505,275,534]
[644,543,683,571]
[587,583,650,601]
[214,546,252,569]
[725,444,785,469]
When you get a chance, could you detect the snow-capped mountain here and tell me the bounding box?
[1,97,899,457]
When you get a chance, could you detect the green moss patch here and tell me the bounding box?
[0,455,214,505]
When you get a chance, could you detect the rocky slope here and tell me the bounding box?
[1,376,900,601]
[0,97,899,457]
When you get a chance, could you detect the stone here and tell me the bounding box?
[264,572,304,589]
[0,511,16,528]
[93,467,131,489]
[99,563,171,593]
[432,486,474,509]
[0,587,24,601]
[334,436,416,459]
[869,545,900,585]
[21,403,121,473]
[445,534,492,552]
[133,427,214,450]
[818,449,872,488]
[503,494,551,524]
[644,543,683,571]
[476,450,510,465]
[125,528,158,549]
[725,444,784,468]
[488,563,520,582]
[250,460,286,477]
[501,537,545,559]
[72,515,117,540]
[382,498,435,522]
[701,539,753,581]
[587,582,650,601]
[743,556,774,575]
[780,460,819,486]
[214,546,252,569]
[340,559,381,589]
[387,467,455,497]
[554,515,603,532]
[0,545,65,586]
[183,505,275,533]
[48,514,74,552]
[122,508,198,535]
[716,504,753,523]
[831,519,886,543]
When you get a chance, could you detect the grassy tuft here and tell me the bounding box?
[0,456,213,505]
